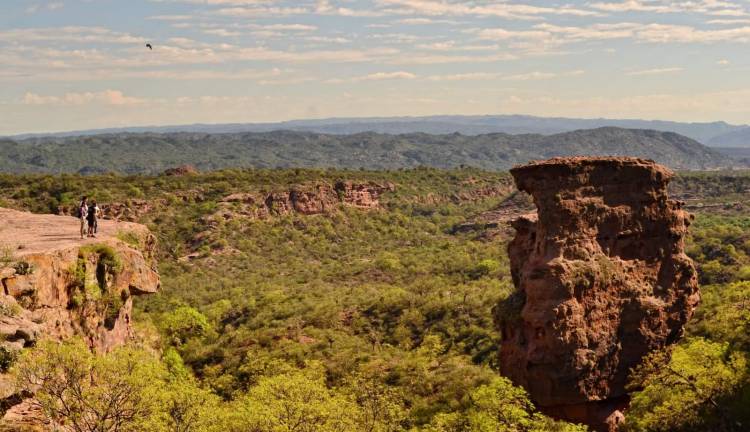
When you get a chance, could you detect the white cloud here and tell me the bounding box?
[23,90,144,106]
[589,0,748,16]
[327,71,417,83]
[708,18,750,24]
[376,0,600,20]
[0,27,142,44]
[398,17,458,25]
[626,67,683,76]
[426,72,503,81]
[26,2,64,13]
[214,6,308,17]
[472,22,750,46]
[427,69,584,81]
[203,29,242,37]
[147,15,195,21]
[150,0,278,4]
[316,0,384,17]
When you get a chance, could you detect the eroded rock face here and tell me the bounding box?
[496,157,699,431]
[0,208,160,423]
[214,181,395,220]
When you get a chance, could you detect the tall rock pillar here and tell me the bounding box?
[497,157,700,431]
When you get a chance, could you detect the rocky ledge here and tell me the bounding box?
[0,208,160,423]
[496,157,700,431]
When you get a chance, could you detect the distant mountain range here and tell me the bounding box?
[708,127,750,147]
[7,115,750,148]
[0,127,739,175]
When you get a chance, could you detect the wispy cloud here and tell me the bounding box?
[377,0,600,19]
[326,71,417,83]
[26,2,64,14]
[626,67,683,76]
[23,90,144,106]
[589,0,748,16]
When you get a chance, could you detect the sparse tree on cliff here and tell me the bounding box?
[12,339,165,432]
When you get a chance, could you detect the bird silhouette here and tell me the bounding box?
[146,43,153,50]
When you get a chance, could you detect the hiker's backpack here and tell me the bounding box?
[77,203,86,218]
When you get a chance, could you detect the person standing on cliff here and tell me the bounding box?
[87,200,100,238]
[78,196,88,239]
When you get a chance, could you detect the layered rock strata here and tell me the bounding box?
[214,180,395,221]
[0,208,160,425]
[496,157,700,431]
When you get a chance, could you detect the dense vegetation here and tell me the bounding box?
[1,168,749,431]
[0,127,734,174]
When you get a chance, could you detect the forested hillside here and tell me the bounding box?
[0,127,735,174]
[1,168,749,431]
[10,115,746,145]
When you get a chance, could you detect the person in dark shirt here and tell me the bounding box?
[87,200,98,238]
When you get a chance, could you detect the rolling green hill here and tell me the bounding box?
[0,127,735,174]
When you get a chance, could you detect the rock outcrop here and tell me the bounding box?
[163,164,198,176]
[213,181,395,221]
[0,208,160,424]
[496,157,700,431]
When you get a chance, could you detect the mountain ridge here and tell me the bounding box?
[0,127,737,174]
[5,114,748,147]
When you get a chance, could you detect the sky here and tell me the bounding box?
[1,0,750,135]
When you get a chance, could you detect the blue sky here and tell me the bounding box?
[1,0,750,134]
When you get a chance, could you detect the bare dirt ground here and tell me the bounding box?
[0,208,143,256]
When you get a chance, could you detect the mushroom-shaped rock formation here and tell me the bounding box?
[496,157,700,431]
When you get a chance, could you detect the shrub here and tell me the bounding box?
[80,244,123,275]
[162,306,211,345]
[13,261,34,275]
[116,230,141,249]
[0,346,18,373]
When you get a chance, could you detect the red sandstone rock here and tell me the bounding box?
[213,181,394,221]
[0,208,160,424]
[334,181,394,209]
[163,164,198,176]
[496,157,700,432]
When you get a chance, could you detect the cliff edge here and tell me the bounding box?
[496,157,700,431]
[0,208,160,425]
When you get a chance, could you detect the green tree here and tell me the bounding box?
[626,338,748,431]
[423,377,587,432]
[344,373,406,432]
[236,362,360,432]
[143,378,227,432]
[161,306,211,345]
[12,339,166,432]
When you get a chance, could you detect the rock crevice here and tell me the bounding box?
[497,157,700,431]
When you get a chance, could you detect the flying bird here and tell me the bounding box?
[146,43,152,50]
